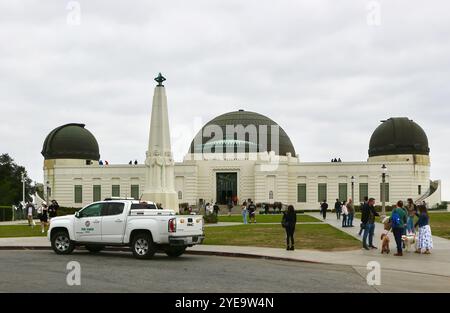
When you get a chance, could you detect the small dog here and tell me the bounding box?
[380,233,390,254]
[402,234,416,252]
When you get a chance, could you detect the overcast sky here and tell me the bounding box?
[1,0,449,200]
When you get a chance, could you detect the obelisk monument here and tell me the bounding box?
[141,73,179,211]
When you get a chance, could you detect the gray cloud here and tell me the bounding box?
[0,0,448,199]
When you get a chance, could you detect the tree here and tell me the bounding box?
[0,154,34,206]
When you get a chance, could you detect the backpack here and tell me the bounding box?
[391,210,401,228]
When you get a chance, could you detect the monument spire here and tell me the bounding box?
[141,73,178,211]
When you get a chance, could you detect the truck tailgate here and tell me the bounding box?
[175,215,204,236]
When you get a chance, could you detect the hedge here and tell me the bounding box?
[0,206,13,221]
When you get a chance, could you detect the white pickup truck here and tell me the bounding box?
[48,199,204,259]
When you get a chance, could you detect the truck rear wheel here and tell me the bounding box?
[165,246,186,258]
[131,233,156,259]
[51,231,75,255]
[85,245,104,253]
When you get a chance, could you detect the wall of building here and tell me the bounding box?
[45,153,435,210]
[44,160,146,208]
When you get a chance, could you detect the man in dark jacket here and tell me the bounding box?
[48,200,59,221]
[334,199,342,220]
[320,200,328,220]
[361,197,379,250]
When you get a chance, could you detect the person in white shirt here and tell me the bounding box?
[26,202,35,227]
[341,201,348,227]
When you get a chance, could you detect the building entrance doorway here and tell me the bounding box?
[216,172,237,205]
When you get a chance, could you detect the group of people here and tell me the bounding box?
[332,198,355,227]
[25,200,59,233]
[320,196,434,256]
[241,201,257,224]
[360,197,433,256]
[387,199,433,256]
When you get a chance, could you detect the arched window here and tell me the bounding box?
[178,191,183,200]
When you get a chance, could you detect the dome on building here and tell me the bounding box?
[41,123,100,160]
[368,117,429,157]
[189,110,296,156]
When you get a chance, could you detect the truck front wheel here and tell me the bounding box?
[131,233,156,259]
[165,246,186,258]
[51,231,75,255]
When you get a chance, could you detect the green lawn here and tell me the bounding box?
[429,213,450,239]
[204,224,360,251]
[0,225,47,238]
[218,214,321,223]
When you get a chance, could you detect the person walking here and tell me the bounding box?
[37,201,49,233]
[227,198,233,216]
[358,196,369,236]
[282,205,297,250]
[213,202,220,215]
[341,200,348,227]
[391,200,408,256]
[241,201,248,224]
[26,202,35,227]
[361,198,379,250]
[346,198,355,227]
[320,200,328,220]
[415,204,433,254]
[48,200,59,223]
[334,199,342,220]
[248,201,257,223]
[406,198,417,235]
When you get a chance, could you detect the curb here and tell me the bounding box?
[0,245,320,264]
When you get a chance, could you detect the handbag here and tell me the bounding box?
[281,214,287,228]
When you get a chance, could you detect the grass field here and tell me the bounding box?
[0,225,47,238]
[203,224,360,250]
[428,213,450,239]
[217,214,321,223]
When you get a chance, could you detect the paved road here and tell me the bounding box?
[0,250,376,293]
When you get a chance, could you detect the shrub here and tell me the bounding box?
[57,207,78,216]
[0,206,13,221]
[435,201,448,211]
[203,213,218,224]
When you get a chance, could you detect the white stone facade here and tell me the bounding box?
[43,152,440,210]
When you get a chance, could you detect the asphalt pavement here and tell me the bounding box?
[0,250,376,293]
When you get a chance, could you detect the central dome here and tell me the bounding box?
[189,110,296,156]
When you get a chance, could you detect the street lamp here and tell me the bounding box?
[21,172,26,206]
[351,176,355,203]
[381,164,387,217]
[46,180,51,204]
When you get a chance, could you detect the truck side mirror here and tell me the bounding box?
[75,211,80,218]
